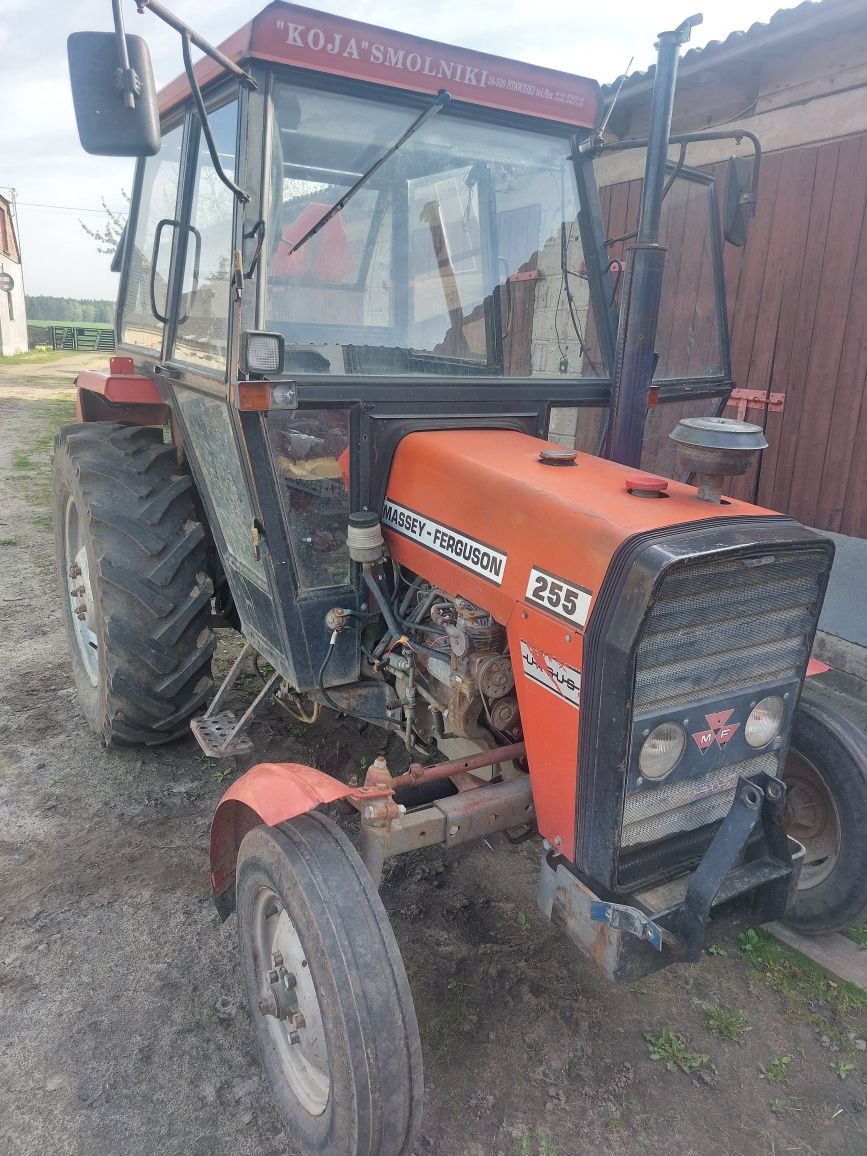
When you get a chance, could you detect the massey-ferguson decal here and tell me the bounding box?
[382,499,507,585]
[251,4,601,127]
[692,709,740,752]
[520,641,581,709]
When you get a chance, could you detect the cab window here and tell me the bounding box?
[265,80,606,378]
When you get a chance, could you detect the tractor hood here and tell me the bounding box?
[381,428,778,633]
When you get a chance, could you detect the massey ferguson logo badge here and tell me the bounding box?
[692,709,740,752]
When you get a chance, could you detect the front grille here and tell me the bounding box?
[618,546,829,887]
[633,551,828,714]
[621,752,778,848]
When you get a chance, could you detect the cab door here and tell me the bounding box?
[153,94,300,683]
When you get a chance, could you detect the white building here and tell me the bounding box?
[0,193,28,355]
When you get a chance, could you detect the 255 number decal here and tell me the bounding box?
[525,567,592,628]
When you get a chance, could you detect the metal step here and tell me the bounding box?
[190,711,254,758]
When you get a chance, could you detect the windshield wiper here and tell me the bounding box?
[288,89,451,257]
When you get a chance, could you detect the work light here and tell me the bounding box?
[241,331,285,376]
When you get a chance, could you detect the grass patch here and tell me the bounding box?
[418,978,478,1063]
[644,1028,711,1074]
[518,1133,557,1156]
[700,1001,751,1044]
[0,349,82,368]
[0,536,19,547]
[844,923,867,949]
[5,395,76,523]
[738,928,867,1021]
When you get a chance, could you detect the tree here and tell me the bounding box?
[79,192,129,257]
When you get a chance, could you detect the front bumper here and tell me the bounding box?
[539,772,804,983]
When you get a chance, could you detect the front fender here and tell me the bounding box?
[210,762,355,918]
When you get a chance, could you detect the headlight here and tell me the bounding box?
[639,722,686,780]
[745,695,785,748]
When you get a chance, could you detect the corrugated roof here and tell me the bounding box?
[603,0,856,98]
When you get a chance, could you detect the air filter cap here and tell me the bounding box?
[669,416,767,452]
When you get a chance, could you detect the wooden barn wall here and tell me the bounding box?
[599,133,867,537]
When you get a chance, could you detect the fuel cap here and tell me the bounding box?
[625,474,669,497]
[539,447,577,466]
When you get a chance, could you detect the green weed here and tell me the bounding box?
[515,910,531,930]
[700,1002,750,1044]
[0,536,19,546]
[644,1028,710,1074]
[706,943,728,956]
[832,1060,857,1081]
[758,1055,792,1085]
[844,923,867,949]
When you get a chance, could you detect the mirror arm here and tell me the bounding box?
[181,31,250,206]
[134,0,256,91]
[599,129,762,217]
[112,0,140,109]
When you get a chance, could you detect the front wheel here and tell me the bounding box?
[236,813,423,1156]
[782,684,867,934]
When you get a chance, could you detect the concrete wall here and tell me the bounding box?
[0,258,27,356]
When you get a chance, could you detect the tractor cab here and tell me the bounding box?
[79,3,734,701]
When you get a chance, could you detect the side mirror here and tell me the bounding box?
[723,155,754,247]
[67,31,160,157]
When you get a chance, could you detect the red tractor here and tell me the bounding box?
[61,4,867,1154]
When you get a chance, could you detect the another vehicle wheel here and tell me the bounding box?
[782,684,867,933]
[236,813,423,1156]
[52,422,215,746]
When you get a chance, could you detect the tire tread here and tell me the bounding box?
[53,421,214,746]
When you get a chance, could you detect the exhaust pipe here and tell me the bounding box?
[605,14,702,468]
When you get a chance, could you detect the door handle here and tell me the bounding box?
[149,217,178,325]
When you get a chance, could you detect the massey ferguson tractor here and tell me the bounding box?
[60,3,867,1153]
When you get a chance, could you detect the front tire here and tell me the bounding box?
[782,684,867,933]
[236,814,423,1156]
[52,422,215,746]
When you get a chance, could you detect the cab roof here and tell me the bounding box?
[158,1,602,129]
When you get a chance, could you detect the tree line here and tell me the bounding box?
[26,296,115,324]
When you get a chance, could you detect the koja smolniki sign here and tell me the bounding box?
[251,3,601,128]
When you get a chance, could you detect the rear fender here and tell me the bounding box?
[209,762,356,919]
[75,356,170,426]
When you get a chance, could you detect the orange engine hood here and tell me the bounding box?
[382,428,775,627]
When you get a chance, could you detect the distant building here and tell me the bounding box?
[0,193,28,355]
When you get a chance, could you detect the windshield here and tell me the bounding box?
[265,80,606,378]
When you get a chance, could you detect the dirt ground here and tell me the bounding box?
[2,352,867,1156]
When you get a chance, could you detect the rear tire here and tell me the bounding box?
[782,684,867,933]
[52,422,215,746]
[236,813,423,1156]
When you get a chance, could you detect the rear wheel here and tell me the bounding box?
[52,422,215,746]
[782,685,867,933]
[236,813,423,1156]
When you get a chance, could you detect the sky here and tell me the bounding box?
[0,0,794,301]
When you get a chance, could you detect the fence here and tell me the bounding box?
[27,321,116,353]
